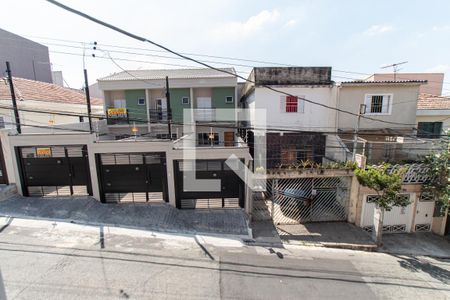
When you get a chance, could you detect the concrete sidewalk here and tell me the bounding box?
[0,195,250,237]
[248,221,376,250]
[250,220,450,258]
[380,233,450,258]
[276,222,377,250]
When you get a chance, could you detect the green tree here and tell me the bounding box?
[355,164,407,246]
[422,138,450,213]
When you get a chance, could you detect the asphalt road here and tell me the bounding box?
[0,217,448,299]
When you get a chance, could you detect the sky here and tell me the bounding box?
[1,0,450,94]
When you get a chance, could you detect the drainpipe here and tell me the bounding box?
[165,76,172,139]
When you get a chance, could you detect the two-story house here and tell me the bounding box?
[337,80,426,163]
[0,68,250,211]
[97,68,239,146]
[240,67,337,169]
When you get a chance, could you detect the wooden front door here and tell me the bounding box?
[224,132,235,147]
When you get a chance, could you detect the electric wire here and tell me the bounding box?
[8,34,450,88]
[42,0,445,128]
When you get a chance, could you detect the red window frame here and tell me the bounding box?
[285,96,298,113]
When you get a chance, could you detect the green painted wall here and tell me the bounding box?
[212,87,235,122]
[169,88,191,123]
[125,90,146,124]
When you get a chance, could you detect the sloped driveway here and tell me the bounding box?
[0,195,250,237]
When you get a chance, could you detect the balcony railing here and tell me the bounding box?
[106,108,129,125]
[194,108,216,122]
[149,109,171,123]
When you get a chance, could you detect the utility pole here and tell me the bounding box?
[165,76,172,139]
[352,104,366,161]
[83,69,93,133]
[5,62,21,134]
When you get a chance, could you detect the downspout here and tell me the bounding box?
[336,83,341,131]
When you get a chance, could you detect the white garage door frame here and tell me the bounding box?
[414,193,435,232]
[360,193,415,233]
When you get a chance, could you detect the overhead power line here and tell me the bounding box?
[1,32,448,88]
[2,103,449,140]
[14,33,450,88]
[44,0,429,128]
[13,34,450,87]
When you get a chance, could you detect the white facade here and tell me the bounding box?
[0,131,251,212]
[245,85,338,131]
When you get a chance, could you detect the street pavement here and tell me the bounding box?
[0,216,449,299]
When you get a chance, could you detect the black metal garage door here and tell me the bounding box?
[97,153,167,203]
[174,160,245,209]
[18,145,92,197]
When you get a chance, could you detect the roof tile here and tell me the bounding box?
[0,77,103,105]
[417,93,450,110]
[98,68,236,81]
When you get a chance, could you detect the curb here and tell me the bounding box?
[376,250,450,259]
[248,238,378,252]
[243,239,285,248]
[321,242,378,251]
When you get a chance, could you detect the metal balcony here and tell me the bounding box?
[106,108,129,125]
[149,109,171,124]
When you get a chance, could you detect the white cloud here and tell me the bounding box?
[432,25,450,31]
[425,64,450,73]
[284,19,298,28]
[363,24,394,36]
[212,10,281,39]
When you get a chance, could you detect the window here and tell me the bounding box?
[179,160,224,171]
[281,145,312,164]
[296,145,313,161]
[137,98,145,105]
[197,132,219,145]
[206,161,222,171]
[364,94,392,114]
[79,116,84,123]
[0,117,4,129]
[225,96,234,103]
[417,122,442,138]
[281,145,297,164]
[194,161,223,171]
[156,133,177,139]
[114,99,126,108]
[286,96,298,112]
[182,97,190,105]
[370,95,383,113]
[280,96,304,113]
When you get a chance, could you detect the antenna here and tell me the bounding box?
[380,61,408,81]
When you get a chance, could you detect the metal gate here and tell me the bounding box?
[361,194,413,233]
[18,145,91,197]
[256,176,351,224]
[97,153,167,203]
[174,160,244,209]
